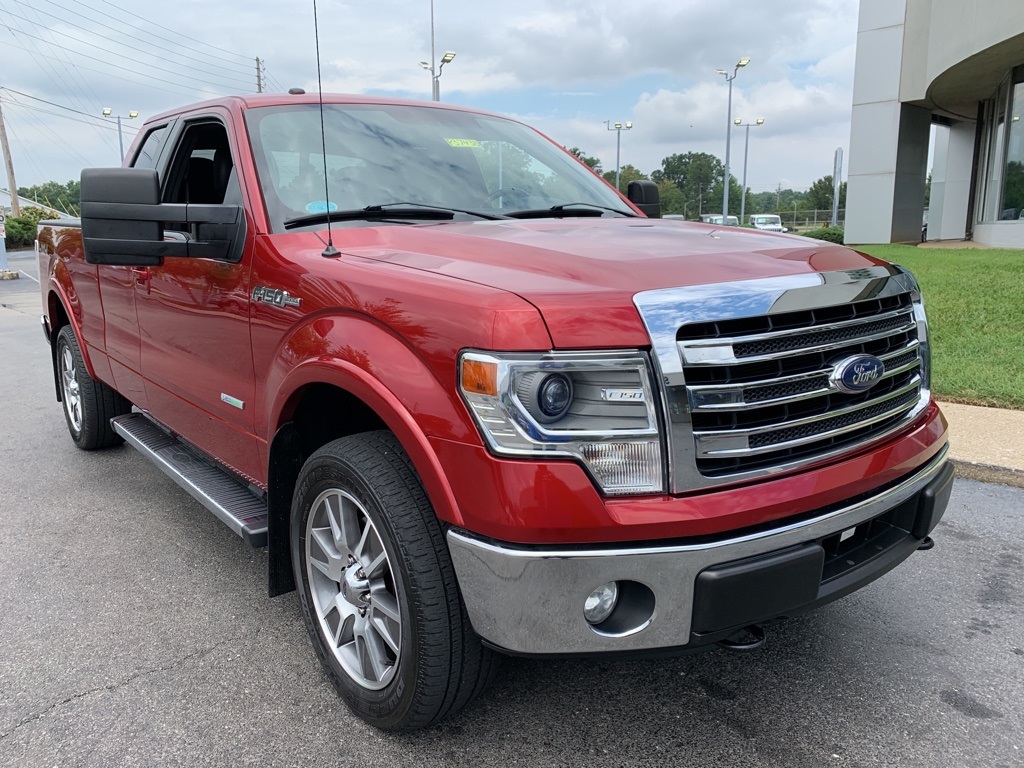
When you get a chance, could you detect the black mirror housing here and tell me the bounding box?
[627,180,661,218]
[81,167,245,266]
[81,168,166,266]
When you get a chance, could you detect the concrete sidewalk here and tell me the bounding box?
[939,401,1024,488]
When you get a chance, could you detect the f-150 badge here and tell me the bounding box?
[251,286,302,308]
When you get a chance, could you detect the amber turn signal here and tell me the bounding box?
[461,359,498,396]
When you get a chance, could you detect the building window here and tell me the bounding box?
[978,66,1024,223]
[1000,71,1024,221]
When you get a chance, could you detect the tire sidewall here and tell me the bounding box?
[290,450,421,728]
[56,326,86,445]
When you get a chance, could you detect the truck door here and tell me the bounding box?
[134,114,262,482]
[96,124,172,408]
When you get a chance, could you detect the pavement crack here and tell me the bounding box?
[0,636,242,742]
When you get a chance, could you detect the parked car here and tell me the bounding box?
[38,92,952,732]
[699,213,739,225]
[750,214,788,232]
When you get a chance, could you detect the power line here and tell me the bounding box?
[2,99,95,167]
[0,24,230,95]
[3,97,138,135]
[92,0,254,66]
[21,0,256,86]
[0,37,206,99]
[0,0,120,154]
[0,12,253,92]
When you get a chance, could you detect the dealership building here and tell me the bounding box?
[846,0,1024,246]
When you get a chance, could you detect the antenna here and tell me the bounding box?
[313,0,340,258]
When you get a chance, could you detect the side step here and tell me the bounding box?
[111,412,268,548]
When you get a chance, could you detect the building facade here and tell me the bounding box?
[846,0,1024,246]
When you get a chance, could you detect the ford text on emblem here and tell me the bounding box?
[830,355,885,394]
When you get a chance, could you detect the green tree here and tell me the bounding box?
[656,180,686,216]
[601,164,648,194]
[806,175,847,211]
[651,152,724,219]
[567,147,603,175]
[17,180,80,215]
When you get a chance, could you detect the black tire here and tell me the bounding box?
[291,431,497,731]
[55,325,131,450]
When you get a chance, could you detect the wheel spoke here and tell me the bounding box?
[353,517,372,560]
[323,494,344,546]
[358,620,391,682]
[310,528,344,581]
[370,591,400,623]
[370,611,400,654]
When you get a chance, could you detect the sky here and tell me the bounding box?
[0,0,861,197]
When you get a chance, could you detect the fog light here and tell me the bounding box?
[584,582,619,625]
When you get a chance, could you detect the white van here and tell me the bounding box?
[749,214,788,232]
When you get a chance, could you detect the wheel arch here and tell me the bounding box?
[266,361,467,597]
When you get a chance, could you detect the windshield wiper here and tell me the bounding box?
[375,201,513,221]
[284,202,510,230]
[504,202,637,220]
[284,206,453,230]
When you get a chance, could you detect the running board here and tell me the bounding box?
[111,412,268,547]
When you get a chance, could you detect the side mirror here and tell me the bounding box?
[81,167,245,266]
[627,180,661,218]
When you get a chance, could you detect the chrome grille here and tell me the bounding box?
[634,266,931,492]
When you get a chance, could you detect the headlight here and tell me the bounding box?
[459,350,664,495]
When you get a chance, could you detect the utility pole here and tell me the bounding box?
[256,57,263,93]
[0,96,20,217]
[776,182,781,213]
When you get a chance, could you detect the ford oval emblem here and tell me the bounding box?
[830,355,885,394]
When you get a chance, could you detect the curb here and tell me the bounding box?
[950,459,1024,489]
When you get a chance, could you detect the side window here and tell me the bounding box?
[131,126,169,170]
[163,121,242,208]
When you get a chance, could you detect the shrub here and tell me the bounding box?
[4,206,59,249]
[801,226,845,244]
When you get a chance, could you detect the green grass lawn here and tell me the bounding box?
[856,245,1024,410]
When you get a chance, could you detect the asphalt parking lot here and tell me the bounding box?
[1,252,1022,767]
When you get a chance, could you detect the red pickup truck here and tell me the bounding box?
[38,93,952,731]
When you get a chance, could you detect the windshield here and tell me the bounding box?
[244,103,630,232]
[753,216,781,225]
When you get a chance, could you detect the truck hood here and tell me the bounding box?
[298,218,885,348]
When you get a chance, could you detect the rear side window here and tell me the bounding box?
[131,126,169,170]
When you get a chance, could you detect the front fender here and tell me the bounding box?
[264,317,480,527]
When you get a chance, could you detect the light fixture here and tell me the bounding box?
[418,61,430,70]
[734,117,766,226]
[440,50,456,64]
[100,108,139,161]
[605,120,635,192]
[715,57,752,225]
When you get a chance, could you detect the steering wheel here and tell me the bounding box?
[482,187,530,207]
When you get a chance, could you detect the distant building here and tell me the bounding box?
[847,0,1024,247]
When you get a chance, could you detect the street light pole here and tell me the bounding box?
[715,57,750,224]
[605,120,633,192]
[734,117,764,226]
[419,1,455,101]
[102,108,138,162]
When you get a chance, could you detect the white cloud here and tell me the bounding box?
[0,0,862,190]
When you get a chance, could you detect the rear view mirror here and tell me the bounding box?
[627,180,661,218]
[81,167,245,266]
[81,168,165,266]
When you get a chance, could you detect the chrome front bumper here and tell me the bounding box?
[447,444,952,655]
